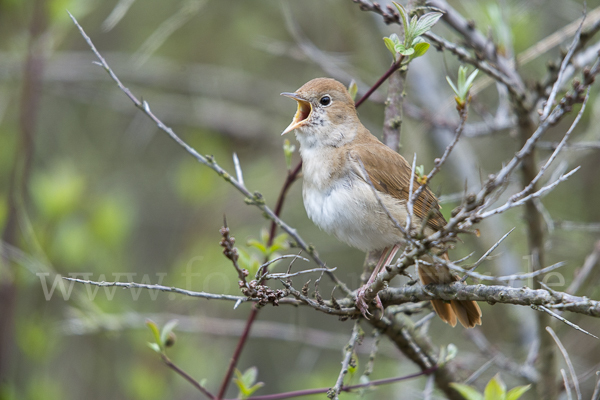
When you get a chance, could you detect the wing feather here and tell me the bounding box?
[348,143,446,232]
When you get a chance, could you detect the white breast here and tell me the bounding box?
[299,144,408,252]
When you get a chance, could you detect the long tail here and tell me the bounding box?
[418,254,482,328]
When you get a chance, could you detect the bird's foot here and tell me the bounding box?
[355,287,383,319]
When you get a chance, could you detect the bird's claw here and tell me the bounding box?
[355,287,383,320]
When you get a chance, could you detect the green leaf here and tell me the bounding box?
[348,80,358,102]
[146,320,161,347]
[237,248,261,276]
[242,366,259,385]
[408,15,419,40]
[445,343,458,362]
[398,46,414,56]
[160,320,179,347]
[506,385,531,400]
[348,352,359,375]
[411,36,425,46]
[449,383,484,400]
[383,37,397,60]
[464,68,479,91]
[393,2,410,39]
[446,76,460,96]
[260,228,270,245]
[413,12,443,37]
[411,42,430,59]
[283,139,296,170]
[147,342,161,353]
[247,239,267,255]
[247,382,265,396]
[234,367,264,399]
[415,165,425,178]
[484,374,506,400]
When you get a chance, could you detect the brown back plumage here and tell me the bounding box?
[350,136,446,232]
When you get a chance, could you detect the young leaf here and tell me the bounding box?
[410,42,430,59]
[449,383,484,400]
[389,33,401,45]
[393,2,410,40]
[398,46,415,56]
[247,239,267,254]
[413,12,443,37]
[146,320,161,347]
[506,385,531,400]
[348,352,359,375]
[383,37,398,61]
[348,80,358,101]
[408,15,419,40]
[147,342,161,353]
[483,374,506,400]
[283,139,295,170]
[160,319,179,348]
[445,343,458,362]
[464,68,479,91]
[446,76,460,97]
[234,367,264,399]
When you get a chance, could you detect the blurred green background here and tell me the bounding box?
[1,0,599,399]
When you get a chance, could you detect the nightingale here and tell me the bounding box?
[281,77,481,328]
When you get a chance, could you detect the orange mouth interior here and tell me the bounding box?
[293,100,311,124]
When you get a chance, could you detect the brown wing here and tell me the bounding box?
[348,142,446,232]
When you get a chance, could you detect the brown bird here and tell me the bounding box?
[281,77,481,328]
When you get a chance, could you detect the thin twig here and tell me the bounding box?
[355,56,404,108]
[460,227,515,282]
[363,329,381,377]
[264,266,333,280]
[464,357,496,384]
[561,369,574,400]
[161,353,215,399]
[479,167,581,219]
[512,86,591,202]
[466,329,539,383]
[537,141,600,151]
[536,306,598,339]
[540,12,585,121]
[567,240,600,295]
[592,372,600,400]
[217,308,259,399]
[546,326,583,400]
[259,254,310,272]
[63,277,249,302]
[228,366,438,400]
[329,322,361,399]
[436,255,566,282]
[282,280,356,316]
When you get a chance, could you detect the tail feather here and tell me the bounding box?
[418,254,482,328]
[431,299,457,327]
[450,299,482,328]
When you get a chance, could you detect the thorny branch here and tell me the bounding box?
[63,276,600,319]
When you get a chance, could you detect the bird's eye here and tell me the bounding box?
[319,95,332,106]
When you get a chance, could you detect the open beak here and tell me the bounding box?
[281,92,312,135]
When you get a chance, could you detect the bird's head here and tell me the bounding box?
[281,78,359,147]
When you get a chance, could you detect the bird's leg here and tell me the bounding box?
[356,244,400,318]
